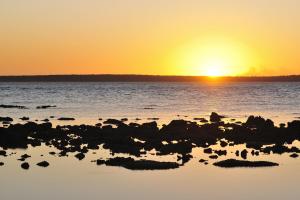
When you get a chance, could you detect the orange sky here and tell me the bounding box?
[0,0,300,76]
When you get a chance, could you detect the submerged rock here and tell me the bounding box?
[147,118,160,121]
[75,153,85,160]
[290,153,299,158]
[104,157,180,170]
[204,148,213,154]
[103,119,123,126]
[209,155,219,159]
[37,161,49,167]
[0,104,27,109]
[214,150,227,156]
[36,105,56,109]
[213,159,279,168]
[57,117,75,121]
[19,154,31,161]
[241,149,248,159]
[21,162,30,170]
[220,141,228,147]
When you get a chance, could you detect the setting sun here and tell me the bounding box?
[203,66,225,77]
[170,36,258,76]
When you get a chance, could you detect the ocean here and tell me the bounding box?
[1,81,300,200]
[1,81,300,125]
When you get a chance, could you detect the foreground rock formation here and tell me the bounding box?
[0,113,299,170]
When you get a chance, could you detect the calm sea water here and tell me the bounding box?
[1,82,300,125]
[1,81,300,200]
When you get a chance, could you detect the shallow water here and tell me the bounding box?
[1,81,300,200]
[1,145,300,200]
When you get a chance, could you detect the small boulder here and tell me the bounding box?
[290,153,299,158]
[21,162,30,170]
[75,153,85,160]
[210,112,224,122]
[37,161,49,167]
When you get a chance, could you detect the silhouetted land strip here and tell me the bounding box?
[1,113,300,170]
[1,74,300,82]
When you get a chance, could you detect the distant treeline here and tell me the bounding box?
[0,74,300,82]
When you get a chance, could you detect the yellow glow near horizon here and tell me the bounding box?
[171,37,258,76]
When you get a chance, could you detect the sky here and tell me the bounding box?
[0,0,300,76]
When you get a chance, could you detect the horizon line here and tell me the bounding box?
[1,74,300,82]
[1,73,300,78]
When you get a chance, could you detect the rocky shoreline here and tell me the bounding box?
[1,112,300,170]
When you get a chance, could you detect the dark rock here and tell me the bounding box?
[20,154,31,159]
[20,117,30,121]
[36,105,56,109]
[214,150,227,156]
[0,150,7,157]
[290,153,299,158]
[199,159,207,163]
[210,112,224,122]
[220,141,228,147]
[57,117,75,121]
[0,162,4,166]
[209,155,218,159]
[279,123,286,128]
[241,149,248,159]
[36,161,49,167]
[95,123,102,127]
[104,157,180,170]
[0,104,27,109]
[103,119,123,126]
[213,159,279,168]
[21,162,30,170]
[147,118,160,120]
[177,154,193,164]
[96,159,105,165]
[204,148,213,154]
[288,121,300,132]
[0,117,13,122]
[245,116,274,129]
[75,153,85,160]
[194,118,208,123]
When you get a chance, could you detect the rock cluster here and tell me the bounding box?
[0,113,299,170]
